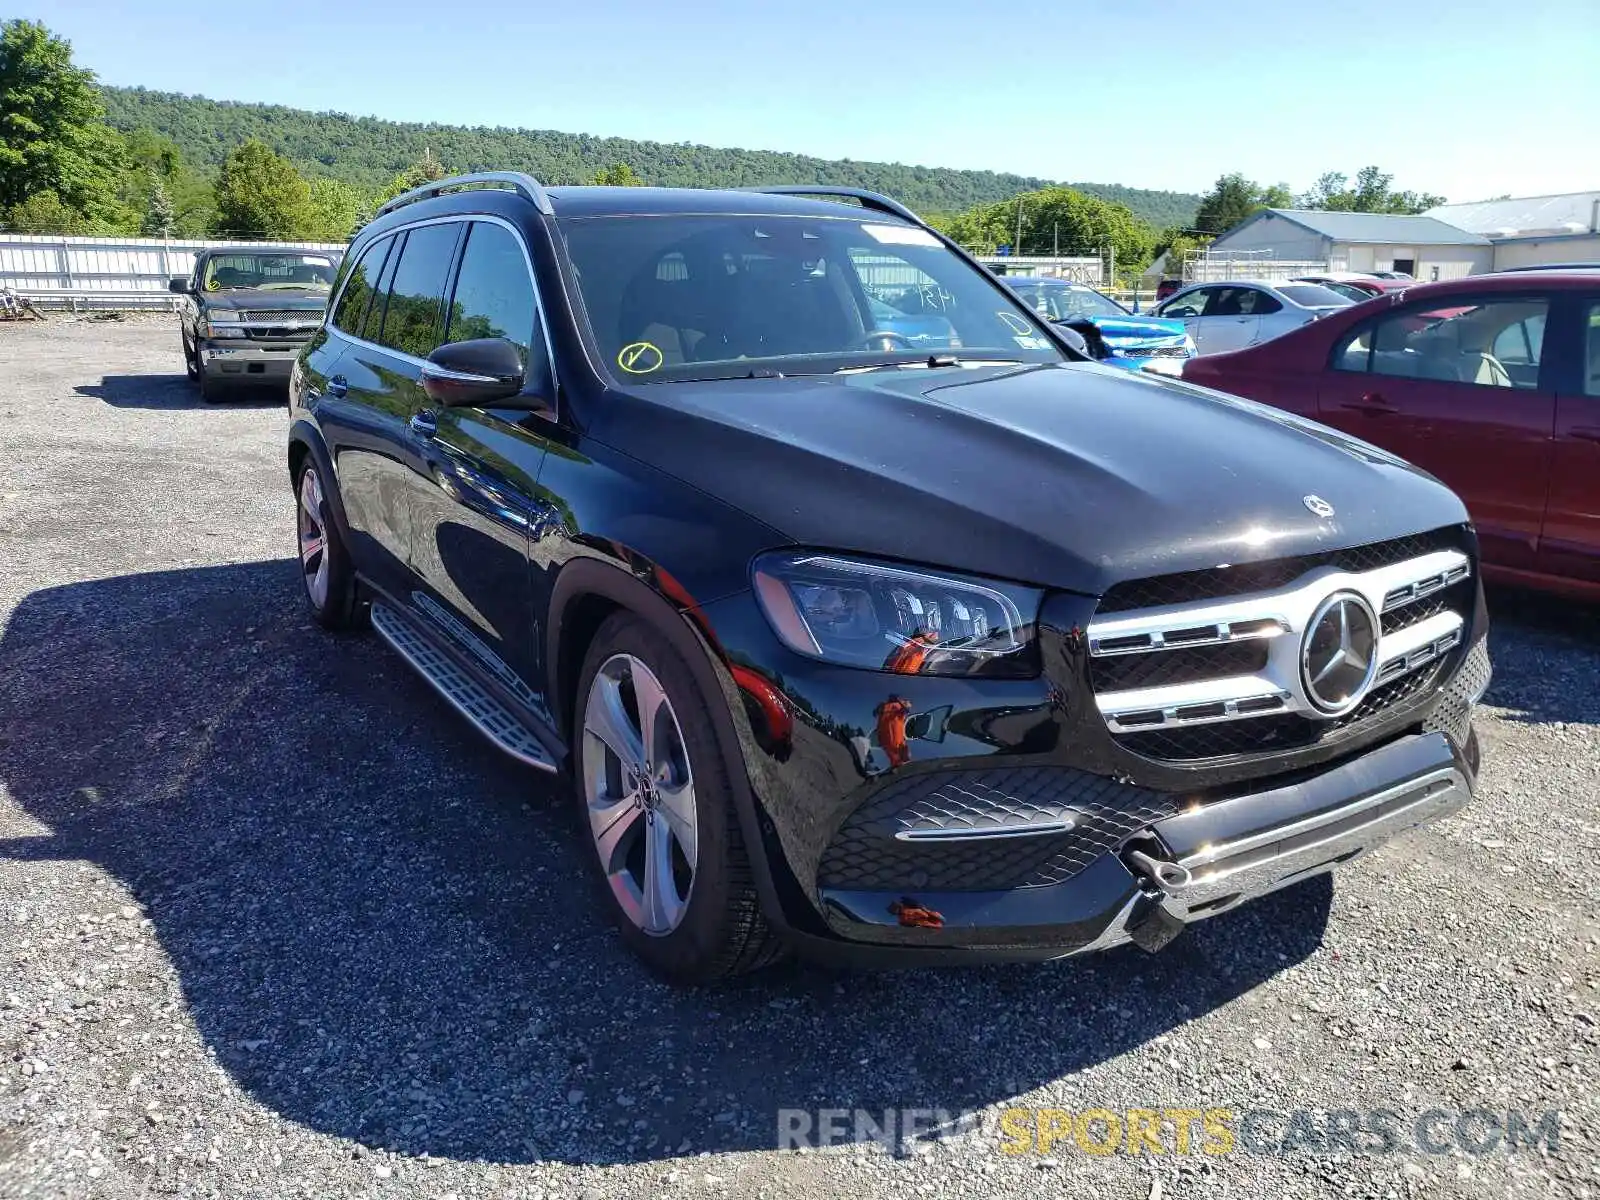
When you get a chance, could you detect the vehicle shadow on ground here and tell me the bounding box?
[74,374,285,410]
[1483,586,1600,726]
[0,562,1330,1167]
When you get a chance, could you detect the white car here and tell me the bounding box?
[1154,280,1353,355]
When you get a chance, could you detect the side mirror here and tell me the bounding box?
[1054,324,1091,358]
[168,277,191,294]
[421,338,535,408]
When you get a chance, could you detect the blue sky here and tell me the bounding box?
[29,0,1599,203]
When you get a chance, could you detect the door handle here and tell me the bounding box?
[325,375,348,398]
[1571,426,1600,444]
[1341,392,1395,416]
[409,410,438,437]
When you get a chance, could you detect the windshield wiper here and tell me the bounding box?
[834,354,1023,374]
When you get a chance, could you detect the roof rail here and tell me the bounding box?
[746,186,923,227]
[375,171,554,219]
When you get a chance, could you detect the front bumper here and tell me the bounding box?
[201,340,307,380]
[697,581,1489,967]
[807,729,1474,963]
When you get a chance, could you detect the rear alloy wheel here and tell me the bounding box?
[294,464,361,630]
[575,613,784,982]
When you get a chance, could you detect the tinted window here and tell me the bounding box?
[559,214,1063,381]
[331,236,392,334]
[1337,298,1549,389]
[377,222,461,358]
[1586,303,1600,397]
[446,222,537,357]
[1279,283,1350,308]
[360,235,401,344]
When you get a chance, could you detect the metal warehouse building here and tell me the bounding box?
[1423,191,1600,270]
[1203,209,1492,281]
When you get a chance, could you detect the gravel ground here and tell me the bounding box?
[0,318,1596,1200]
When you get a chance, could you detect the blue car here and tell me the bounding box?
[1002,277,1194,375]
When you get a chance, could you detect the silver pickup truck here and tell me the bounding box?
[170,247,340,402]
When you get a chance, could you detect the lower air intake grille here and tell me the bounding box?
[819,768,1180,892]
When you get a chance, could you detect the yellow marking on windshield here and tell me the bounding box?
[617,342,664,374]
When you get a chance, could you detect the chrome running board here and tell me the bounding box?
[370,602,557,772]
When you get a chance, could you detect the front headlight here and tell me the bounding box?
[752,552,1041,677]
[203,312,245,338]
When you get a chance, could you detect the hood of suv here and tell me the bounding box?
[599,363,1469,596]
[200,290,328,313]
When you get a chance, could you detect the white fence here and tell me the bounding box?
[0,234,346,309]
[975,255,1106,285]
[1181,248,1333,284]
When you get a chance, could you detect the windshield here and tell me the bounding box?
[1278,283,1352,309]
[558,214,1065,381]
[202,253,337,292]
[1008,279,1128,321]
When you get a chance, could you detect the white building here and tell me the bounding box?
[1423,191,1600,269]
[1204,209,1493,281]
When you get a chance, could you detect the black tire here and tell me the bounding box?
[182,333,199,380]
[573,612,785,983]
[197,356,226,404]
[293,462,363,631]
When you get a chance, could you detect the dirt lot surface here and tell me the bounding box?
[1,319,1596,1199]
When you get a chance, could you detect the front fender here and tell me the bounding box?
[286,417,353,543]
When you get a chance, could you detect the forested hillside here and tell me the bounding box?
[101,87,1201,226]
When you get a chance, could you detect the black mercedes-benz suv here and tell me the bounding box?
[286,173,1491,983]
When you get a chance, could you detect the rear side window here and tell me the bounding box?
[375,222,462,358]
[1278,283,1349,308]
[446,222,538,358]
[1335,297,1550,389]
[331,236,392,335]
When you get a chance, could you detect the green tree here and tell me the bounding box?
[3,188,86,233]
[306,176,366,241]
[142,171,175,236]
[947,186,1155,269]
[0,20,128,225]
[376,147,446,205]
[213,138,313,237]
[1298,166,1445,214]
[122,128,213,233]
[1193,173,1294,235]
[590,162,643,186]
[97,86,1206,227]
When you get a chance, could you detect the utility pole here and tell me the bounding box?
[1054,221,1059,256]
[1015,197,1024,257]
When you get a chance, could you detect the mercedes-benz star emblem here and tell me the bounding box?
[1300,591,1380,715]
[1303,494,1335,518]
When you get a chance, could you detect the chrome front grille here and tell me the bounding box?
[1088,536,1472,761]
[1118,345,1190,359]
[238,309,322,324]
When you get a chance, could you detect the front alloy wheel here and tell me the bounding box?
[582,653,698,936]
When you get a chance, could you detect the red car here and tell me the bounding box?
[1292,274,1408,298]
[1182,273,1600,601]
